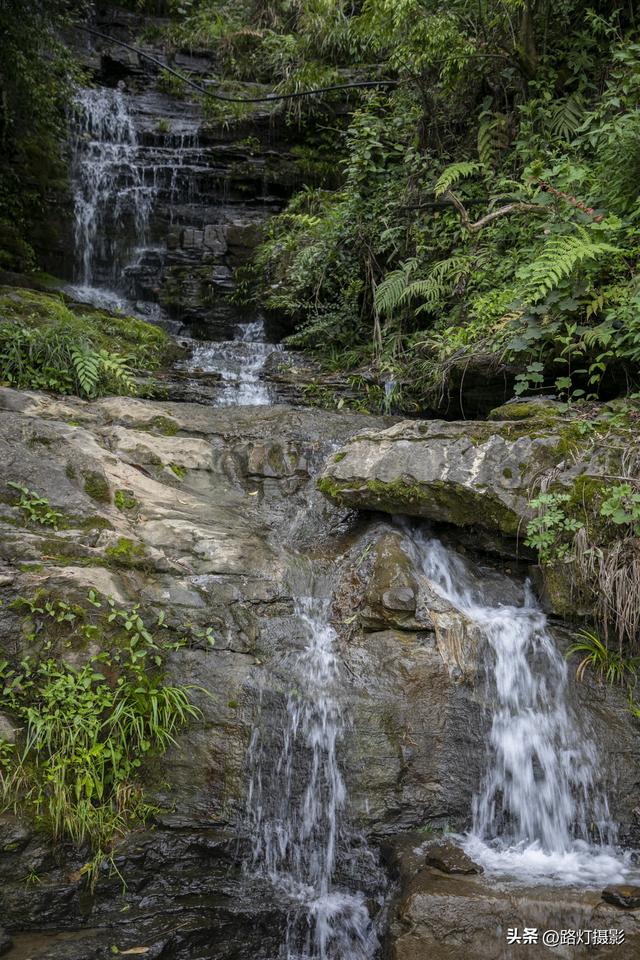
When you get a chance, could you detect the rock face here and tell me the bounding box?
[317,404,616,546]
[0,387,639,958]
[391,869,640,960]
[47,9,307,340]
[602,885,640,909]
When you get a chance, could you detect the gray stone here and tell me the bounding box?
[422,838,483,874]
[602,885,640,909]
[317,416,615,540]
[391,870,640,959]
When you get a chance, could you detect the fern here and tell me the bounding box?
[477,113,509,168]
[434,161,483,198]
[375,257,471,316]
[98,351,136,394]
[71,348,101,398]
[374,259,417,315]
[547,94,586,141]
[517,229,621,305]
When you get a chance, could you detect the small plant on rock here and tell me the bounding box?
[7,481,64,529]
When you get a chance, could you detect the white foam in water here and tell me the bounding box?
[70,87,157,288]
[247,591,378,959]
[184,319,280,407]
[409,530,638,887]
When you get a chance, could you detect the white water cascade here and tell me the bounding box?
[67,84,282,406]
[409,530,636,887]
[184,317,279,406]
[68,86,158,308]
[247,589,380,959]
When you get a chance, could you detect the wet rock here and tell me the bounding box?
[422,838,483,874]
[317,416,618,547]
[602,885,640,909]
[391,870,640,959]
[0,927,11,956]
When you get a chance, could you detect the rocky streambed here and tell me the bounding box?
[0,387,639,958]
[1,6,639,958]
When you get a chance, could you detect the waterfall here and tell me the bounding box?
[409,530,635,886]
[70,87,157,300]
[247,589,380,959]
[184,317,277,406]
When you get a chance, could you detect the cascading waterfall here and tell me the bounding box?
[69,86,157,303]
[409,529,635,886]
[184,316,277,406]
[247,588,380,959]
[68,83,281,405]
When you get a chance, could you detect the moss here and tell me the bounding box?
[169,463,186,480]
[82,471,111,504]
[0,286,171,369]
[19,562,44,572]
[542,564,576,621]
[333,452,347,463]
[114,489,139,512]
[105,538,147,568]
[503,467,513,479]
[65,463,77,480]
[317,475,520,535]
[74,515,114,532]
[144,416,179,437]
[563,474,613,540]
[488,400,563,423]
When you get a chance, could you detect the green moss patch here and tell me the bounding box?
[105,537,147,568]
[82,471,111,504]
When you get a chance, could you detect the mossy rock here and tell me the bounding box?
[105,537,147,568]
[0,285,173,370]
[82,471,111,504]
[487,399,564,423]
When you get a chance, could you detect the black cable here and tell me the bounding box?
[77,25,399,103]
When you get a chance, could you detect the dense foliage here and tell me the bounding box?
[199,0,640,414]
[0,589,202,885]
[0,287,172,397]
[0,1,86,270]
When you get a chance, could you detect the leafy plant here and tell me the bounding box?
[567,628,638,685]
[7,482,64,529]
[0,591,205,887]
[599,483,640,534]
[525,492,583,564]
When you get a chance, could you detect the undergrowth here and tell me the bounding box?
[0,590,205,888]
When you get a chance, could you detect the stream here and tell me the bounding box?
[5,41,636,959]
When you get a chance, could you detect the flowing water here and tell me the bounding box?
[62,77,640,960]
[183,317,279,406]
[67,85,281,405]
[408,529,636,886]
[68,86,158,306]
[247,578,380,959]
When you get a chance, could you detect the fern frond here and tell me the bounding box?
[434,161,483,198]
[71,349,100,398]
[410,256,472,314]
[477,113,509,168]
[376,256,472,317]
[98,351,136,394]
[547,94,586,141]
[374,259,417,315]
[517,229,621,304]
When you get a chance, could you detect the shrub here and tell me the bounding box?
[0,591,204,887]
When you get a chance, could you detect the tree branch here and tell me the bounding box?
[442,189,545,232]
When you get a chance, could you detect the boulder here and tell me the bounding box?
[391,869,640,959]
[602,885,640,909]
[422,838,483,874]
[317,410,614,542]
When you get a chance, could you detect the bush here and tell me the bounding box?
[0,591,203,887]
[0,287,171,398]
